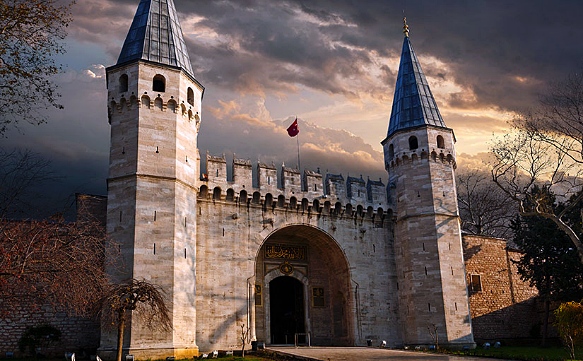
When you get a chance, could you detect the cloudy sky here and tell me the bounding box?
[3,0,583,216]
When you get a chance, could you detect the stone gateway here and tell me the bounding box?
[99,0,475,358]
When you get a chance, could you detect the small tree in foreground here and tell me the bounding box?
[96,279,171,361]
[554,301,583,360]
[240,323,251,357]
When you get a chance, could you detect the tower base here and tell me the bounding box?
[97,347,199,360]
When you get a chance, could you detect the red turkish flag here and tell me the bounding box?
[287,118,299,137]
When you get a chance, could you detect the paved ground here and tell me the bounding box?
[267,347,511,361]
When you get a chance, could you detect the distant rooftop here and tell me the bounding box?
[385,18,446,139]
[117,0,195,77]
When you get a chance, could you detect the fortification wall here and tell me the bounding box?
[196,156,401,352]
[202,154,393,215]
[0,304,99,357]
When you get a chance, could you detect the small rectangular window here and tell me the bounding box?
[469,274,482,292]
[312,287,325,307]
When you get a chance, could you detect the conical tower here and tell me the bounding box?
[101,0,203,358]
[381,19,475,348]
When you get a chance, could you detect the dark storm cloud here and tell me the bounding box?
[7,0,583,219]
[174,0,583,111]
[69,0,583,112]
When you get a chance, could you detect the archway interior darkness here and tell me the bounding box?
[269,276,305,344]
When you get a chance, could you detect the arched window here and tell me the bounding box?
[226,188,235,201]
[153,75,166,92]
[264,193,273,209]
[119,74,128,93]
[312,199,320,212]
[345,204,353,217]
[301,198,309,212]
[239,190,248,204]
[437,135,445,149]
[199,185,208,199]
[212,187,221,200]
[252,192,261,204]
[187,87,195,106]
[323,201,331,214]
[388,144,394,159]
[277,195,285,208]
[408,136,418,150]
[334,202,342,215]
[290,196,297,209]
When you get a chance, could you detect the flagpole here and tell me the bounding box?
[287,116,301,171]
[296,129,301,171]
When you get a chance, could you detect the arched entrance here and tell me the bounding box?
[254,225,354,346]
[269,277,305,344]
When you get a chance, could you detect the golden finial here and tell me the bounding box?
[403,17,409,37]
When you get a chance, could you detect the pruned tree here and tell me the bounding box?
[0,0,74,135]
[457,168,517,238]
[96,279,172,361]
[490,72,583,264]
[0,214,111,316]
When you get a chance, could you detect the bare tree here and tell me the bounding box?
[457,168,517,238]
[0,148,56,219]
[0,214,111,316]
[96,279,172,361]
[490,72,583,263]
[240,323,251,357]
[0,0,74,135]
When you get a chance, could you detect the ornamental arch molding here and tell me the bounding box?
[253,224,354,346]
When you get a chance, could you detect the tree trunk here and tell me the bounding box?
[542,298,549,347]
[116,313,126,361]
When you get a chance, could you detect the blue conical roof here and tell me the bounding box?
[117,0,194,77]
[386,25,446,138]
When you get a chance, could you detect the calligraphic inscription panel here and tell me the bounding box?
[265,244,307,261]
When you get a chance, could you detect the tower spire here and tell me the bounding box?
[384,18,446,140]
[116,0,195,78]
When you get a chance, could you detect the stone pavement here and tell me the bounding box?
[267,347,512,361]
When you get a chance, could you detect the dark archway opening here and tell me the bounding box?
[270,277,305,344]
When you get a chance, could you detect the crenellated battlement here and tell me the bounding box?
[107,93,201,125]
[200,153,393,219]
[386,148,456,170]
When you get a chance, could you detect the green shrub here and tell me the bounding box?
[18,325,61,356]
[554,301,583,360]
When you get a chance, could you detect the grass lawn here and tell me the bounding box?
[447,345,582,361]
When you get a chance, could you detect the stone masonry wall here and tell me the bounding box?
[463,234,540,342]
[0,304,99,357]
[194,184,400,352]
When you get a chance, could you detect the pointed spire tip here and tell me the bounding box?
[403,17,409,38]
